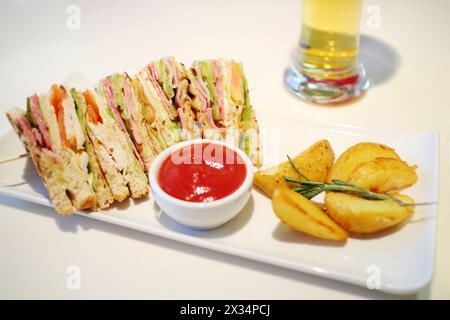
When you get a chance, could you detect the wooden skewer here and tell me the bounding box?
[0,153,29,165]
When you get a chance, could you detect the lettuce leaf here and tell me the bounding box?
[70,88,86,133]
[155,60,175,100]
[25,97,38,127]
[110,73,126,113]
[238,63,252,122]
[199,60,216,103]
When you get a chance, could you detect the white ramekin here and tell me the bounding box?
[149,139,254,230]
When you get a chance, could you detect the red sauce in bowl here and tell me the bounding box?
[158,142,247,202]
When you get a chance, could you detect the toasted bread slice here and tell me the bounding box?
[59,148,96,210]
[71,88,115,210]
[6,108,74,214]
[84,136,114,209]
[87,127,130,202]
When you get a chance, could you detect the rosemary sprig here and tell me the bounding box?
[284,155,429,207]
[286,176,410,205]
[287,155,309,181]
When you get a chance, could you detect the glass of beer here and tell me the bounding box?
[284,0,370,104]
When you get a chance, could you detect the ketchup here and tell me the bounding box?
[158,143,247,202]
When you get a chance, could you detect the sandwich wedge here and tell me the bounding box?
[71,89,115,209]
[82,84,149,201]
[151,57,200,141]
[188,59,262,166]
[103,73,162,172]
[6,85,98,214]
[135,57,201,148]
[236,62,263,167]
[187,60,225,141]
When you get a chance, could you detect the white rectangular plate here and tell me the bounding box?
[0,114,439,294]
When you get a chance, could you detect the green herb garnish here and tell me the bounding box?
[284,155,433,207]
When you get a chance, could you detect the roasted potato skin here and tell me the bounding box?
[254,140,334,197]
[348,157,418,193]
[325,192,414,234]
[328,142,400,183]
[272,188,348,241]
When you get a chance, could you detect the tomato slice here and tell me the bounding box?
[83,91,102,125]
[50,85,70,148]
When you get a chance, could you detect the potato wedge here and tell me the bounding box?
[328,142,401,182]
[348,157,418,193]
[253,172,288,198]
[272,188,348,241]
[325,192,414,234]
[254,140,334,197]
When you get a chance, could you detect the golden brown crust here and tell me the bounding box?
[87,129,130,202]
[124,166,149,199]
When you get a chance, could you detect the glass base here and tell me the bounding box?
[284,64,370,105]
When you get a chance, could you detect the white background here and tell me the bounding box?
[0,0,449,299]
